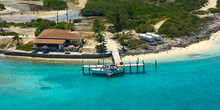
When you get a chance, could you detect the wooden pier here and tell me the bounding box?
[82,59,146,75]
[81,37,158,75]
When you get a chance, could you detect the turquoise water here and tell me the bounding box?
[0,55,220,110]
[1,38,220,110]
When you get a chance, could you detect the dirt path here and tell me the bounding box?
[199,0,217,11]
[70,0,87,11]
[154,19,166,32]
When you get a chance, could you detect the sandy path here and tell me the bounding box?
[154,19,166,32]
[70,0,87,11]
[122,31,220,62]
[199,0,217,11]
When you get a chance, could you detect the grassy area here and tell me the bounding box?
[0,32,19,36]
[17,41,34,51]
[217,0,220,8]
[82,0,209,37]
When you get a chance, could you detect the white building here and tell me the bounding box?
[139,33,162,42]
[139,34,154,42]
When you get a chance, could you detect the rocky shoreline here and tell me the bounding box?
[122,14,220,56]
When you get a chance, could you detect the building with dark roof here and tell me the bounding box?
[33,29,84,51]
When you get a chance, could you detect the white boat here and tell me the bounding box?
[91,65,124,75]
[91,36,124,76]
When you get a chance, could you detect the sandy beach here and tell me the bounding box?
[122,31,220,62]
[199,0,217,11]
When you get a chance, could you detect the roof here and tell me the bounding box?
[34,39,66,45]
[37,29,83,40]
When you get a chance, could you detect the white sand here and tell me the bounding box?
[122,31,220,62]
[199,0,217,11]
[1,9,69,18]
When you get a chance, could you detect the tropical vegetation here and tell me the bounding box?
[82,0,210,37]
[0,4,5,11]
[12,34,22,45]
[92,19,106,53]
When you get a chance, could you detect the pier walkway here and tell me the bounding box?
[106,38,122,65]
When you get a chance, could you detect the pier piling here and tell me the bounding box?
[81,59,149,75]
[136,58,139,73]
[82,60,84,74]
[129,61,132,73]
[142,60,145,73]
[89,65,91,74]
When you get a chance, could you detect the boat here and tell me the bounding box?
[91,65,124,75]
[91,35,124,75]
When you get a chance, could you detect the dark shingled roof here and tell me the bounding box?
[37,29,83,40]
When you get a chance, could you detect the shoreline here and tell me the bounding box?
[0,54,113,63]
[1,30,220,62]
[122,30,220,62]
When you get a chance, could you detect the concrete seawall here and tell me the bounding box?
[1,50,112,59]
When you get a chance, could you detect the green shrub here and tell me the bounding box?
[17,41,34,51]
[193,10,208,15]
[140,44,149,49]
[0,32,18,36]
[0,4,5,11]
[0,43,8,49]
[95,33,104,43]
[217,0,220,8]
[73,19,82,23]
[79,50,83,53]
[126,39,144,49]
[95,44,107,53]
[135,24,155,33]
[208,8,220,13]
[43,0,67,10]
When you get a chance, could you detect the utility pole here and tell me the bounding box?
[56,0,60,23]
[66,6,68,23]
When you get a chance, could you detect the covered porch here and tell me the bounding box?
[33,39,65,51]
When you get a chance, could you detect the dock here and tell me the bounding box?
[106,38,123,65]
[82,59,146,75]
[81,37,158,76]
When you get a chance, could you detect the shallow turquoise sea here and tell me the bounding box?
[0,39,220,110]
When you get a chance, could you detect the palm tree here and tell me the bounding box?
[12,34,22,46]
